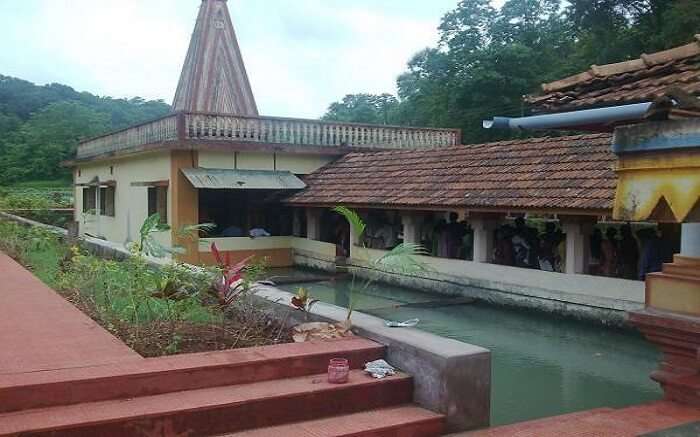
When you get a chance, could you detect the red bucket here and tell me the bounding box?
[328,358,350,384]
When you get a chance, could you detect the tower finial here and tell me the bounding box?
[172,0,258,115]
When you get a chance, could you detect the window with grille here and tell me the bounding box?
[100,186,115,217]
[83,187,97,213]
[148,186,168,224]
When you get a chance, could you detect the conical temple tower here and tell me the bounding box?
[172,0,258,115]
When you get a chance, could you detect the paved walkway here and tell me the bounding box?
[0,252,141,375]
[457,401,700,436]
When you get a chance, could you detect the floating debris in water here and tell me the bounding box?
[385,318,420,328]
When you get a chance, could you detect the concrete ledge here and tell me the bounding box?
[292,248,337,273]
[348,248,644,327]
[254,285,491,432]
[0,212,169,267]
[0,211,68,236]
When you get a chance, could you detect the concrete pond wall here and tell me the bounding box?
[348,246,645,327]
[254,285,491,432]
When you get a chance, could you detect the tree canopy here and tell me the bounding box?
[322,0,700,143]
[0,75,170,184]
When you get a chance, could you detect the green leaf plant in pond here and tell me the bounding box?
[332,206,431,323]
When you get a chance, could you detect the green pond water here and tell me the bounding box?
[279,278,661,426]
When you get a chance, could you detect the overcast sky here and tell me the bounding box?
[0,0,504,118]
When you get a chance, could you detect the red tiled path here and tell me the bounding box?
[456,401,700,437]
[0,252,141,374]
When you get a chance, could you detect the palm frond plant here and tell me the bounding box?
[332,206,430,323]
[177,222,216,242]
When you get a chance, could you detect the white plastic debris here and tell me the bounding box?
[364,359,396,379]
[385,318,420,328]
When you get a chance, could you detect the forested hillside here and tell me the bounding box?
[0,75,170,184]
[323,0,700,143]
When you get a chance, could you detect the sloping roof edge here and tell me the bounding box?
[528,35,700,99]
[286,133,616,213]
[182,168,306,190]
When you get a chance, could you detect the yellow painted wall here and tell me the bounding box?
[614,151,700,222]
[198,237,336,267]
[276,154,335,174]
[647,272,700,315]
[75,152,172,249]
[236,152,274,171]
[198,151,335,174]
[171,151,200,265]
[199,151,235,169]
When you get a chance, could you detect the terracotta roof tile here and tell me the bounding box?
[286,133,615,212]
[526,36,700,112]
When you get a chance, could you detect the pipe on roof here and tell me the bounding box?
[483,102,653,130]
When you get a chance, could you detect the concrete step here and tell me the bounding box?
[662,263,700,278]
[0,370,413,437]
[218,405,445,437]
[673,255,700,266]
[0,338,384,414]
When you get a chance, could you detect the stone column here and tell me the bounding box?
[681,223,700,257]
[471,215,499,263]
[401,213,422,245]
[561,219,592,274]
[306,208,322,241]
[292,208,302,237]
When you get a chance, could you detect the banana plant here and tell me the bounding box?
[135,213,171,257]
[132,213,215,258]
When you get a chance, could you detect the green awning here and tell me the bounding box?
[181,168,306,190]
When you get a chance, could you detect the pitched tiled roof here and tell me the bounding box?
[286,133,616,213]
[525,36,700,112]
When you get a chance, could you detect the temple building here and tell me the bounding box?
[67,1,699,321]
[68,0,459,266]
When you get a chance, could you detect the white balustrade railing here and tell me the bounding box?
[77,112,460,159]
[77,114,179,159]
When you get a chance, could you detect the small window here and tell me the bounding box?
[82,187,97,214]
[100,186,115,217]
[148,186,168,224]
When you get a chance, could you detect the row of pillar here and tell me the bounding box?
[300,208,594,275]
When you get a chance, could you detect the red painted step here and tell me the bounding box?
[219,405,446,437]
[0,337,384,413]
[461,408,615,436]
[459,401,700,437]
[0,370,413,437]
